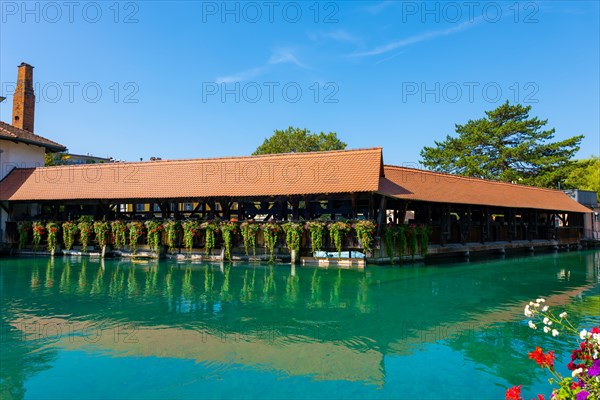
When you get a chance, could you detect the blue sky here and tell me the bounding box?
[1,1,598,166]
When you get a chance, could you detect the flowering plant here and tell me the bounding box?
[506,298,600,400]
[62,221,78,251]
[416,224,431,256]
[261,222,281,262]
[384,225,395,263]
[202,220,220,256]
[17,221,32,250]
[128,221,145,254]
[46,222,60,252]
[240,221,260,256]
[32,221,46,250]
[306,221,326,254]
[282,222,303,253]
[220,221,238,261]
[145,220,164,252]
[163,220,180,253]
[395,224,408,261]
[182,220,200,254]
[111,220,127,249]
[77,216,93,253]
[354,220,376,253]
[93,221,110,249]
[328,221,351,259]
[407,224,418,259]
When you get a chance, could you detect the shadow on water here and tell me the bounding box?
[0,250,598,399]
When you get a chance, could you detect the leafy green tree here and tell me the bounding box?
[420,102,583,188]
[564,157,600,200]
[253,127,346,155]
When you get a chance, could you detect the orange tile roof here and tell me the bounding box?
[379,165,591,213]
[0,148,383,201]
[0,121,66,152]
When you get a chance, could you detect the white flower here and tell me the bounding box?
[542,306,549,312]
[580,329,589,340]
[533,302,540,308]
[552,329,559,337]
[529,302,536,307]
[528,321,537,330]
[548,321,552,326]
[524,306,533,317]
[536,298,546,303]
[572,368,583,377]
[559,312,567,319]
[543,326,550,333]
[543,317,550,325]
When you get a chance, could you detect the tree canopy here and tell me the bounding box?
[564,157,600,200]
[420,101,583,188]
[253,127,347,155]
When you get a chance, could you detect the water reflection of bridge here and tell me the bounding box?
[1,252,599,398]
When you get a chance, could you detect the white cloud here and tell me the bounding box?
[350,19,481,58]
[215,49,309,84]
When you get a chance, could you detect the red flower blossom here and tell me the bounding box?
[505,385,523,400]
[536,395,545,400]
[528,347,555,369]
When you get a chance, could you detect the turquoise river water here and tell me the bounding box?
[1,250,599,399]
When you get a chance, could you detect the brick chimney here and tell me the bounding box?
[12,62,35,132]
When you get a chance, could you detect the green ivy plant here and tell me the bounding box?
[282,222,303,254]
[182,220,200,255]
[77,216,93,253]
[128,221,145,254]
[407,224,418,260]
[220,221,238,261]
[145,220,164,252]
[262,222,281,262]
[202,220,221,256]
[417,224,431,256]
[306,221,326,255]
[32,221,45,251]
[384,225,395,264]
[93,221,110,249]
[395,225,407,261]
[111,220,128,249]
[62,221,78,251]
[354,220,376,254]
[240,221,261,257]
[46,222,60,252]
[163,220,180,253]
[17,221,32,250]
[328,221,351,259]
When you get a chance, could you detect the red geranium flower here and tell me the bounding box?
[505,385,523,400]
[528,347,555,369]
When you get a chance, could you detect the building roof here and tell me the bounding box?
[0,121,66,152]
[379,165,591,213]
[0,147,591,214]
[0,148,384,201]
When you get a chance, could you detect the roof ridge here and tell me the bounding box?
[0,120,66,150]
[383,164,569,194]
[26,147,383,171]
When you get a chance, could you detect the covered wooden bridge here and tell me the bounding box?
[0,148,591,256]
